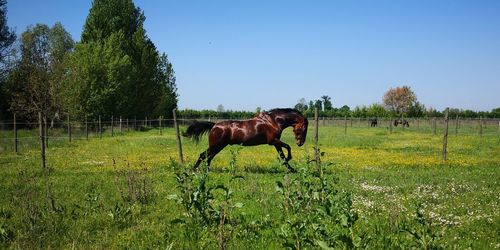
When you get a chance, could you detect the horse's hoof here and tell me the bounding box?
[287,167,297,173]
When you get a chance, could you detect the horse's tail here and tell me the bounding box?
[182,121,215,143]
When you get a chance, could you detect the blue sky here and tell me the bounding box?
[7,0,500,112]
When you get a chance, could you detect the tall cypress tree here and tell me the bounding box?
[67,0,177,119]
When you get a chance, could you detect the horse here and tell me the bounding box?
[370,118,378,127]
[394,119,409,127]
[182,108,308,172]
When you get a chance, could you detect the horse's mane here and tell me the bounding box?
[266,108,304,116]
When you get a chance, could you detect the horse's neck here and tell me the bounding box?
[272,114,298,130]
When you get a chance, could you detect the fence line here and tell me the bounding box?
[1,115,499,153]
[1,110,499,188]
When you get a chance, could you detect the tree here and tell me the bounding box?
[0,0,16,120]
[294,98,308,112]
[0,0,15,68]
[217,104,225,113]
[366,103,387,118]
[308,100,314,111]
[6,23,73,121]
[64,32,133,119]
[407,101,425,117]
[255,106,261,114]
[338,105,351,117]
[66,0,177,120]
[383,86,417,118]
[352,106,367,118]
[321,95,333,110]
[314,99,323,111]
[490,107,500,118]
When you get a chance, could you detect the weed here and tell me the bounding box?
[168,161,245,249]
[113,160,155,205]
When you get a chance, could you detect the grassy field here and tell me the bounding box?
[0,124,499,249]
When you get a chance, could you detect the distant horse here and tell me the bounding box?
[394,119,410,127]
[370,119,378,127]
[183,108,308,172]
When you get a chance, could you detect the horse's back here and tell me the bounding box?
[210,118,277,146]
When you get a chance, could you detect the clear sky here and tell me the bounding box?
[7,0,500,112]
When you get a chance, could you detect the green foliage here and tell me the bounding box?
[5,22,74,121]
[0,0,15,63]
[64,32,133,119]
[0,0,16,120]
[321,95,333,111]
[401,203,446,249]
[407,101,426,118]
[65,0,177,120]
[294,98,308,112]
[168,162,245,248]
[275,163,364,249]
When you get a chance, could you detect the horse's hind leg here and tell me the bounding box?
[206,144,226,166]
[193,149,209,169]
[193,144,226,170]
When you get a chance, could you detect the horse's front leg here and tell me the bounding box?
[273,140,295,172]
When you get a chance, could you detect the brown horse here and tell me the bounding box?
[394,119,410,127]
[183,108,308,172]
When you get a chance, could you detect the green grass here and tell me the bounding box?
[0,125,499,249]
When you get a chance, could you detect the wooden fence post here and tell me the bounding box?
[344,115,347,135]
[120,116,122,134]
[85,115,89,140]
[44,115,48,148]
[14,113,18,153]
[127,118,129,132]
[39,112,54,211]
[68,114,71,142]
[389,117,393,134]
[159,116,163,135]
[314,107,320,171]
[433,117,437,135]
[39,112,46,171]
[479,117,483,137]
[99,115,102,139]
[455,115,459,136]
[173,109,184,164]
[111,116,114,137]
[442,108,449,162]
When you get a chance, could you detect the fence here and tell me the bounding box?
[1,113,499,154]
[307,116,499,135]
[2,109,495,218]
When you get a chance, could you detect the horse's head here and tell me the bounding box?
[293,117,308,146]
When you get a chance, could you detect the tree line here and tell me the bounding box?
[0,0,178,123]
[294,87,499,118]
[177,88,499,120]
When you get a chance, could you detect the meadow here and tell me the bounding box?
[0,122,499,249]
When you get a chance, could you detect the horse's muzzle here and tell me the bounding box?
[297,140,304,147]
